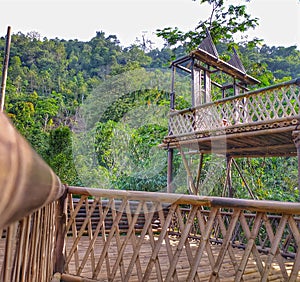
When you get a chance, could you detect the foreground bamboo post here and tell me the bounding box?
[54,188,68,274]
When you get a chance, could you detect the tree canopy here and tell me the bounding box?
[157,0,262,51]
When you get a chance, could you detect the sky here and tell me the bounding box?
[1,0,299,49]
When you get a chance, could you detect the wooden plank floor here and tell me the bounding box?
[64,236,300,281]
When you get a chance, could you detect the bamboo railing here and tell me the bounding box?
[168,78,300,137]
[169,208,300,259]
[62,186,300,281]
[0,112,65,281]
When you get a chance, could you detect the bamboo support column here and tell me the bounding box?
[293,130,300,202]
[54,189,67,274]
[226,156,234,198]
[195,153,204,194]
[167,147,173,193]
[167,66,176,193]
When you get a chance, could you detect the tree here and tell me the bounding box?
[47,126,79,185]
[157,0,261,51]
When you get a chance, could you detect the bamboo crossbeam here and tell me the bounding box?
[67,186,300,214]
[0,113,64,229]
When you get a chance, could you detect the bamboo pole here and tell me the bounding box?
[54,190,67,274]
[293,130,300,202]
[178,147,197,195]
[0,112,64,229]
[195,153,204,194]
[167,65,176,193]
[0,26,11,112]
[67,186,300,214]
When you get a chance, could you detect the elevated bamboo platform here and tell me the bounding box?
[160,31,300,159]
[161,79,300,158]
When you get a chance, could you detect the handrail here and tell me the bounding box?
[68,186,300,214]
[168,78,300,136]
[0,112,65,228]
[170,78,300,116]
[0,112,65,281]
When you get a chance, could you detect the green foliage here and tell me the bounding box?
[94,120,116,169]
[1,27,299,201]
[232,157,298,202]
[90,88,169,192]
[157,0,261,51]
[47,126,79,185]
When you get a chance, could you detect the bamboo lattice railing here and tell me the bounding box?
[0,112,65,281]
[168,208,300,259]
[63,186,300,281]
[169,78,300,137]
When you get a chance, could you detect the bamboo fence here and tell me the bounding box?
[62,186,300,281]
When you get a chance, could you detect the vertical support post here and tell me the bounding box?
[226,156,234,198]
[54,188,67,274]
[191,58,196,106]
[167,148,173,193]
[167,66,176,193]
[195,153,204,194]
[192,66,202,106]
[170,67,175,111]
[2,223,18,282]
[0,26,11,112]
[233,78,238,96]
[293,131,300,202]
[204,69,211,103]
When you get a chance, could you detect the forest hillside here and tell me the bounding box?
[1,31,300,201]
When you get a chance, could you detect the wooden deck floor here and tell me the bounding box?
[63,236,299,282]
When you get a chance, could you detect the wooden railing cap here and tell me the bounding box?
[0,113,65,229]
